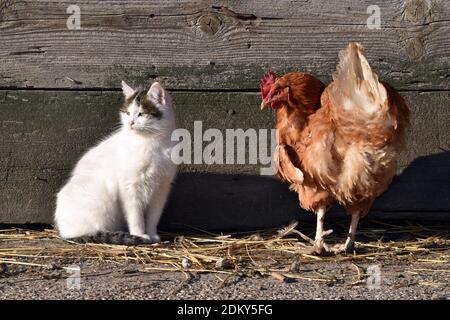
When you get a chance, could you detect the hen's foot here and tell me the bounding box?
[306,230,356,256]
[309,239,329,255]
[328,214,359,254]
[307,229,333,255]
[308,239,354,255]
[329,239,355,254]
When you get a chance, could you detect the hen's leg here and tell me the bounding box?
[331,214,360,254]
[311,207,333,254]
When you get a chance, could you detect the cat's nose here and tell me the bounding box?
[128,120,135,128]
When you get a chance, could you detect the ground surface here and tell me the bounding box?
[0,221,449,300]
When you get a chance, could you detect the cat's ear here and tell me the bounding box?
[148,82,166,105]
[121,80,135,99]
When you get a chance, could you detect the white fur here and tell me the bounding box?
[55,82,177,242]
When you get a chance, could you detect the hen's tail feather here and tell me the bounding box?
[329,42,387,114]
[67,231,153,245]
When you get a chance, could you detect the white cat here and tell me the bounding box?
[54,81,177,244]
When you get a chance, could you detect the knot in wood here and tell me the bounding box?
[404,37,425,60]
[0,0,15,22]
[196,14,221,36]
[403,0,431,23]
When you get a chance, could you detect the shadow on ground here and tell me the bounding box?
[161,151,450,232]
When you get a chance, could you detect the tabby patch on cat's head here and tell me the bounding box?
[121,82,162,119]
[120,81,167,132]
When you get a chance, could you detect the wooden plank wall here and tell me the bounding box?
[0,0,449,230]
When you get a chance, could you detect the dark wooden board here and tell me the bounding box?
[1,90,448,227]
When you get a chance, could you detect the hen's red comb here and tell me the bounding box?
[260,71,277,99]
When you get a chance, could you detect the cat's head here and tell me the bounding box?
[120,81,175,135]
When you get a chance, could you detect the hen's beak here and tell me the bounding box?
[260,99,269,110]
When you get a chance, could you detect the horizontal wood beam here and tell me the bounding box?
[0,0,449,90]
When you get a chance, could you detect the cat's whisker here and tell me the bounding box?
[109,123,123,130]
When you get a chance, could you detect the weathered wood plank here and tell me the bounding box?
[0,0,449,90]
[0,90,448,227]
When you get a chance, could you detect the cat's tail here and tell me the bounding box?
[66,232,155,245]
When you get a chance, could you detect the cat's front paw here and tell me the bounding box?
[132,234,154,244]
[138,233,161,244]
[149,234,161,243]
[138,234,151,241]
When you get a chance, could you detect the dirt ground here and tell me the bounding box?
[0,221,449,300]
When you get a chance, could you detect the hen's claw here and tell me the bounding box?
[308,228,333,255]
[308,210,359,256]
[330,239,355,254]
[308,240,355,255]
[309,238,330,255]
[307,226,355,256]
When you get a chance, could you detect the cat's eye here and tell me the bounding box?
[126,111,130,115]
[138,112,143,117]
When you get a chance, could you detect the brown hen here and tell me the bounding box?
[260,43,410,254]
